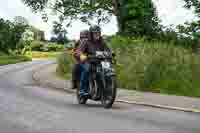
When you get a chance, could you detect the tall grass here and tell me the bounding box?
[0,55,31,65]
[56,36,200,97]
[26,51,60,59]
[110,36,200,97]
[56,52,74,79]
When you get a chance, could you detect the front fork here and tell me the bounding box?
[98,70,113,97]
[93,65,116,98]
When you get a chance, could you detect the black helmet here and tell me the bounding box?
[89,25,101,33]
[80,30,89,38]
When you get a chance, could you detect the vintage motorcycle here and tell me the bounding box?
[76,51,117,109]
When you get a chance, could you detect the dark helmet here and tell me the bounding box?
[89,25,101,33]
[80,30,89,38]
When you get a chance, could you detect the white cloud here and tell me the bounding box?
[0,0,197,40]
[66,16,118,40]
[152,0,196,26]
[0,0,54,39]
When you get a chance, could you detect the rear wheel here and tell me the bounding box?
[101,76,117,109]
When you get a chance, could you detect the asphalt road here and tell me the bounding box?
[0,60,199,133]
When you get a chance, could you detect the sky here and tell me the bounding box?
[0,0,197,40]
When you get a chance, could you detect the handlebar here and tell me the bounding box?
[86,51,116,64]
[88,55,112,59]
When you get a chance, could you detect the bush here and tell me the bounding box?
[30,41,64,52]
[46,43,64,52]
[0,52,5,56]
[0,55,31,65]
[56,52,74,78]
[109,36,200,97]
[30,41,44,51]
[56,36,200,97]
[26,51,59,58]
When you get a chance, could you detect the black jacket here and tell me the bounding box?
[74,37,110,63]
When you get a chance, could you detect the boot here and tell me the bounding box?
[71,80,77,89]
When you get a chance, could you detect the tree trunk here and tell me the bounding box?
[112,0,123,33]
[116,16,123,33]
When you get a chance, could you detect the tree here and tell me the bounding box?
[0,19,14,54]
[119,0,161,37]
[14,16,29,26]
[57,32,65,44]
[22,0,160,37]
[22,0,118,28]
[0,17,29,54]
[50,30,69,44]
[176,0,200,49]
[177,21,200,35]
[183,0,200,16]
[28,26,45,41]
[50,36,57,42]
[34,30,45,41]
[180,0,200,37]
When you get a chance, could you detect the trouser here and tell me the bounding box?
[79,63,90,96]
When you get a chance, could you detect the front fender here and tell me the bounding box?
[105,72,116,77]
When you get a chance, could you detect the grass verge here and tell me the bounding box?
[56,36,200,97]
[26,51,60,59]
[56,51,74,80]
[0,55,32,65]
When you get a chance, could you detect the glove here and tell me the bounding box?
[80,54,87,61]
[112,51,116,57]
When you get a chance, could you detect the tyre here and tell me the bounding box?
[101,76,117,109]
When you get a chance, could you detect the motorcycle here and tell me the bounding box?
[76,51,117,109]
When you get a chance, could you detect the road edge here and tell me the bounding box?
[32,65,200,113]
[32,65,76,94]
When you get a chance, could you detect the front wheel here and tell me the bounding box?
[101,76,117,109]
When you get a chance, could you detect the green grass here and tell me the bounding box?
[109,36,200,97]
[56,36,200,98]
[26,51,61,59]
[0,55,32,65]
[56,70,71,80]
[56,51,74,80]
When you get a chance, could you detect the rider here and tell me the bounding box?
[74,25,111,97]
[71,29,89,89]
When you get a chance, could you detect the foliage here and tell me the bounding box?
[0,17,29,54]
[26,51,60,59]
[16,40,32,55]
[56,36,200,97]
[55,32,69,45]
[30,41,44,51]
[183,0,200,16]
[22,0,160,36]
[178,0,200,45]
[0,19,14,54]
[119,0,161,37]
[109,36,200,97]
[0,55,31,65]
[22,0,114,24]
[14,16,29,26]
[30,41,64,52]
[56,52,74,78]
[28,26,45,41]
[50,30,69,45]
[46,43,64,51]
